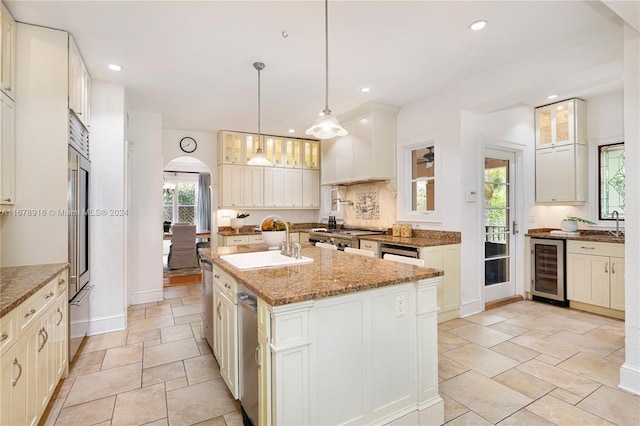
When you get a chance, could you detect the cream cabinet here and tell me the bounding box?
[302,170,320,208]
[243,166,263,207]
[284,138,302,168]
[219,131,245,164]
[0,269,69,426]
[0,3,16,100]
[219,164,243,208]
[303,140,320,169]
[68,36,91,128]
[321,102,398,185]
[218,232,301,247]
[360,240,379,256]
[264,136,284,166]
[283,169,302,207]
[535,99,586,204]
[212,265,238,399]
[567,241,624,317]
[421,244,461,323]
[0,90,15,204]
[264,168,285,207]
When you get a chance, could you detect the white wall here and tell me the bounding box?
[1,24,68,266]
[88,81,127,334]
[127,111,164,305]
[162,129,217,181]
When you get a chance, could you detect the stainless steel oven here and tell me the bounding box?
[379,243,420,259]
[308,228,386,250]
[530,238,567,306]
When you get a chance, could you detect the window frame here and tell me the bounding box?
[163,172,199,225]
[597,142,625,222]
[398,139,441,223]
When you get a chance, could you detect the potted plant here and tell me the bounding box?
[230,213,250,234]
[561,215,595,232]
[260,217,292,249]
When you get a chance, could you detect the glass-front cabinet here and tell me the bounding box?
[284,138,302,168]
[535,99,585,149]
[219,132,244,164]
[244,134,261,163]
[304,140,319,169]
[264,136,284,166]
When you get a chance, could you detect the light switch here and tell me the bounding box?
[465,190,478,202]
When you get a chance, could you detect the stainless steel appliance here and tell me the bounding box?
[68,111,92,360]
[308,227,386,250]
[530,238,567,306]
[237,285,259,426]
[379,243,420,259]
[201,258,214,348]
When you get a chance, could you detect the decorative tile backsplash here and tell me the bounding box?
[355,192,380,220]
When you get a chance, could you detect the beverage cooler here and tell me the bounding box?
[530,238,568,306]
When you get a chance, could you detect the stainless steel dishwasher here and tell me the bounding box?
[200,258,214,349]
[237,285,258,426]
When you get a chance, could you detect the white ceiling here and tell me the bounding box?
[5,1,623,138]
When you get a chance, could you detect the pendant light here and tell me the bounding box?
[305,0,348,140]
[247,61,272,166]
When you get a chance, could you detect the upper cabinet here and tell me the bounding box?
[535,98,585,149]
[0,3,16,100]
[321,102,399,186]
[68,36,91,129]
[0,90,15,204]
[535,99,587,204]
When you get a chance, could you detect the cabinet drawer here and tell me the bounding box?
[55,271,68,297]
[17,279,56,332]
[225,235,249,246]
[248,234,263,244]
[213,266,237,300]
[0,308,17,356]
[567,241,624,257]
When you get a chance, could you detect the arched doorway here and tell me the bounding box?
[163,156,212,286]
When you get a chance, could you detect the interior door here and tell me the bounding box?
[484,150,517,302]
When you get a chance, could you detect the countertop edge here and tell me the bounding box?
[1,263,69,318]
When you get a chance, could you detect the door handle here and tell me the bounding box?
[512,220,518,235]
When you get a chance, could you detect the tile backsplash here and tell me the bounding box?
[342,181,396,228]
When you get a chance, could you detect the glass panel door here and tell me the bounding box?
[484,150,516,302]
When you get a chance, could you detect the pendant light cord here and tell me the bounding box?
[324,0,330,114]
[258,65,261,138]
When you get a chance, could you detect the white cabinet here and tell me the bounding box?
[421,244,461,323]
[302,170,320,208]
[360,240,379,256]
[283,138,303,168]
[211,265,238,399]
[68,36,91,128]
[283,169,302,207]
[567,241,625,316]
[535,99,586,204]
[303,140,320,169]
[264,168,285,207]
[321,102,398,185]
[0,3,16,100]
[219,164,243,208]
[243,166,263,207]
[0,90,15,204]
[535,144,586,204]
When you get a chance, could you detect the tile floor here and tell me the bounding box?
[42,285,639,425]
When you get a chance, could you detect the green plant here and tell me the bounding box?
[565,215,595,225]
[236,213,250,219]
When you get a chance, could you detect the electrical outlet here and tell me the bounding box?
[395,294,406,317]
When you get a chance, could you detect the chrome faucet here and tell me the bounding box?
[261,215,292,256]
[612,210,621,237]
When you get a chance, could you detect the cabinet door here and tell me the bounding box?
[243,166,264,207]
[1,339,28,426]
[284,169,302,207]
[610,257,625,311]
[535,148,556,203]
[220,165,243,207]
[220,132,244,164]
[353,115,373,179]
[1,4,16,99]
[303,140,320,169]
[218,292,238,399]
[441,245,461,314]
[264,168,284,207]
[421,247,443,314]
[258,328,271,426]
[302,170,320,208]
[0,91,15,204]
[53,295,68,381]
[567,253,609,307]
[212,288,221,361]
[244,134,261,164]
[264,136,284,166]
[284,138,302,168]
[35,313,55,417]
[550,145,576,202]
[321,139,337,184]
[335,122,354,182]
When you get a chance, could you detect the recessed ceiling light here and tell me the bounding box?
[288,129,295,133]
[547,94,559,100]
[470,20,487,31]
[108,64,122,71]
[360,87,371,93]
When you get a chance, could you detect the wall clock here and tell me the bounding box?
[179,137,197,153]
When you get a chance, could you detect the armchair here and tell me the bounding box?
[167,223,199,269]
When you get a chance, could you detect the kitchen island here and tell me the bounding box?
[200,245,444,426]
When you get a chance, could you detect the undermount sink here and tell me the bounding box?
[220,250,314,270]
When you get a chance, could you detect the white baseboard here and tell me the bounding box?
[619,363,640,396]
[459,298,483,317]
[130,288,163,306]
[88,313,126,336]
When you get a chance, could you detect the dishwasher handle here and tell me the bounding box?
[237,293,258,312]
[199,258,213,271]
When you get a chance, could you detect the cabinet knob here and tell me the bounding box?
[1,331,8,342]
[24,308,36,318]
[1,198,11,202]
[58,276,66,284]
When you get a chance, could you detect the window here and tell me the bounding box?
[410,144,435,212]
[163,173,198,225]
[599,143,624,221]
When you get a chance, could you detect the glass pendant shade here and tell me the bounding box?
[247,147,271,166]
[305,112,348,139]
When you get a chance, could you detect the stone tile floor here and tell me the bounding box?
[42,284,639,425]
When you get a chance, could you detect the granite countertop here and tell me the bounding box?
[0,263,69,318]
[200,245,443,306]
[363,230,462,248]
[218,222,324,237]
[526,228,624,244]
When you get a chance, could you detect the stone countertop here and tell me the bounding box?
[199,245,443,306]
[1,263,69,318]
[526,228,624,244]
[217,222,324,237]
[363,230,462,248]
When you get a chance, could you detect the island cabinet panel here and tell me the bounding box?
[420,244,460,323]
[264,278,443,426]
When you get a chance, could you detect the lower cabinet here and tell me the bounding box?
[567,241,624,317]
[219,232,299,247]
[420,244,460,323]
[212,265,239,399]
[0,270,68,426]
